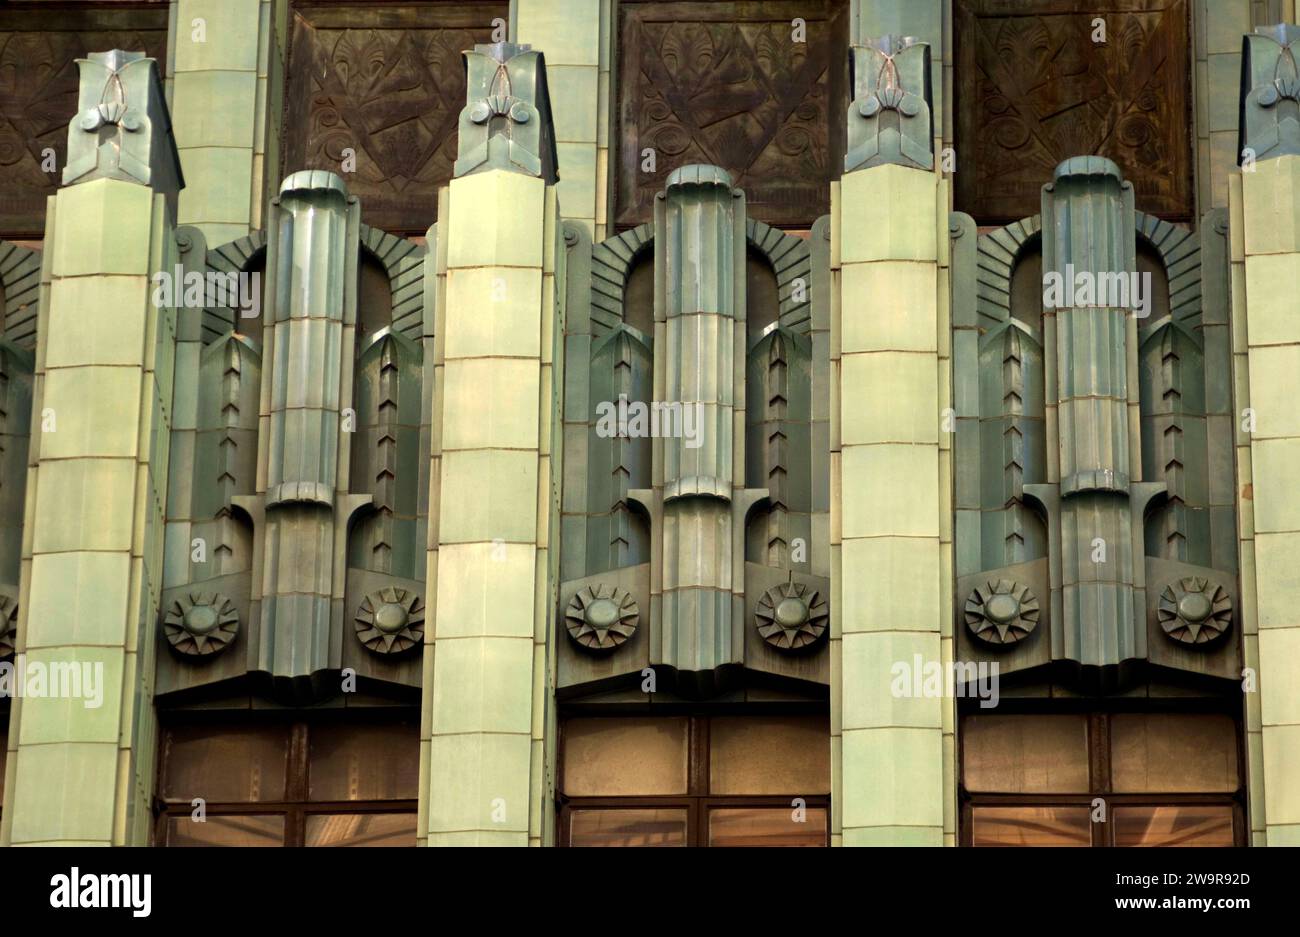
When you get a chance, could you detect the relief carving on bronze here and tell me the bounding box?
[617,0,848,229]
[955,0,1193,223]
[283,2,507,235]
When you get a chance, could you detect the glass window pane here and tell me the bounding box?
[962,715,1089,793]
[305,812,416,847]
[1111,714,1238,793]
[1113,806,1235,847]
[568,808,687,847]
[166,814,284,846]
[710,715,830,795]
[971,807,1092,846]
[161,724,289,803]
[562,717,688,796]
[309,722,419,802]
[708,807,827,847]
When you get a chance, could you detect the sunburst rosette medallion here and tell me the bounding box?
[0,591,17,659]
[565,585,638,653]
[355,587,425,656]
[755,580,829,652]
[1158,577,1231,646]
[163,592,240,657]
[965,579,1039,646]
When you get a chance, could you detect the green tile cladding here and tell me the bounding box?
[1,0,1298,849]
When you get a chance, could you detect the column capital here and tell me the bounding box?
[1239,24,1300,165]
[845,35,934,173]
[62,50,184,203]
[454,42,559,184]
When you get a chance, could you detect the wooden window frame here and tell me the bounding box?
[556,711,831,847]
[154,715,418,847]
[958,707,1247,847]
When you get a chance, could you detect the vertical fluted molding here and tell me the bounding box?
[255,169,357,697]
[1039,157,1144,672]
[653,165,744,676]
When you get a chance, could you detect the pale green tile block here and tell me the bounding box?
[1244,344,1300,438]
[1260,629,1300,726]
[199,223,250,247]
[1262,724,1300,824]
[1210,130,1238,210]
[16,648,124,745]
[1253,531,1300,628]
[174,0,263,72]
[171,344,201,431]
[40,367,142,460]
[1244,252,1300,346]
[434,542,536,639]
[9,742,118,843]
[46,277,149,368]
[447,172,545,269]
[841,444,939,538]
[841,261,938,353]
[1206,0,1252,54]
[426,829,525,846]
[431,636,534,736]
[177,147,254,227]
[427,732,532,834]
[842,826,943,846]
[53,181,154,277]
[444,267,543,360]
[840,352,937,444]
[1243,156,1300,255]
[839,165,938,263]
[841,727,944,828]
[547,65,599,142]
[841,536,941,632]
[442,358,541,451]
[1207,53,1242,133]
[556,142,597,222]
[1267,824,1300,845]
[438,449,539,544]
[841,631,943,730]
[171,70,258,148]
[1249,437,1300,533]
[516,0,602,65]
[26,552,131,648]
[32,459,137,554]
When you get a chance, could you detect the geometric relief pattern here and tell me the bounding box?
[955,0,1192,223]
[617,0,848,228]
[283,3,507,235]
[0,11,168,237]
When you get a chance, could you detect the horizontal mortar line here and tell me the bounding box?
[445,263,546,272]
[840,534,941,541]
[426,730,532,738]
[839,348,938,356]
[427,634,535,641]
[442,354,543,362]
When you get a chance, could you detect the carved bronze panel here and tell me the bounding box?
[616,0,848,229]
[0,4,168,238]
[955,0,1193,223]
[283,1,507,235]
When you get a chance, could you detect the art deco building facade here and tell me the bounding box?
[0,0,1297,847]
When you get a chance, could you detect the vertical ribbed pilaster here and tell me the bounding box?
[653,165,744,677]
[1040,158,1143,672]
[254,170,356,698]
